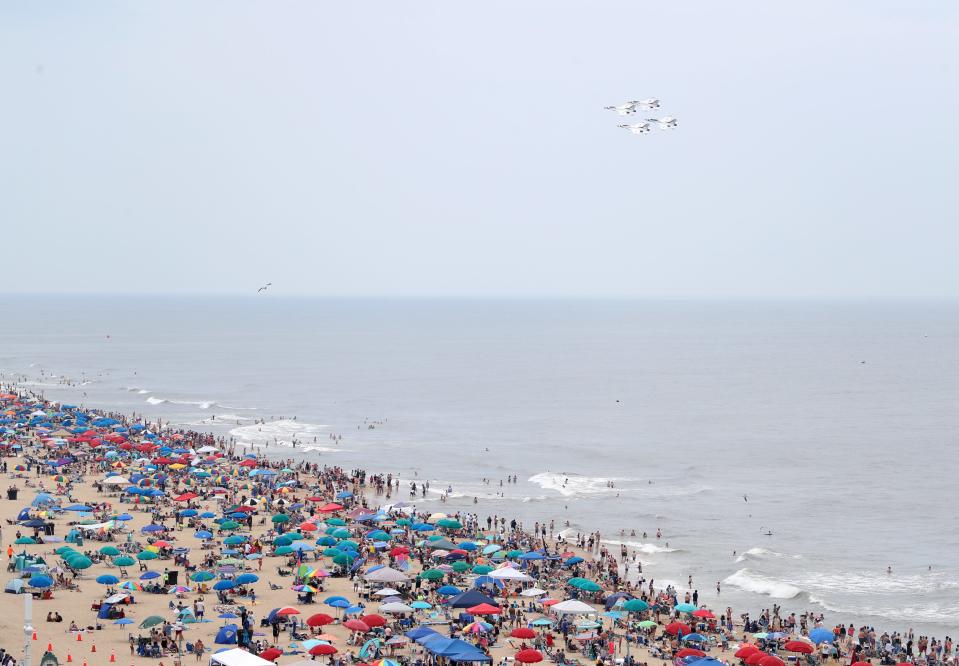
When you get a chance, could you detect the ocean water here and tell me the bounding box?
[1,296,957,635]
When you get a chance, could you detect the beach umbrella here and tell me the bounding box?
[411,601,432,610]
[68,556,92,569]
[118,581,143,592]
[136,550,157,561]
[675,603,697,613]
[195,530,214,540]
[259,648,282,662]
[572,579,602,592]
[746,653,771,666]
[332,553,356,566]
[274,535,293,546]
[437,585,461,595]
[735,646,761,659]
[276,606,300,616]
[809,629,835,644]
[436,518,462,529]
[100,546,121,556]
[213,580,236,591]
[271,514,290,524]
[114,556,136,567]
[28,575,53,588]
[760,657,786,666]
[637,620,657,629]
[169,585,192,594]
[467,603,501,615]
[516,650,544,663]
[332,528,351,539]
[140,615,165,629]
[665,622,691,636]
[218,520,240,531]
[677,649,707,659]
[784,642,814,655]
[692,608,715,618]
[275,546,294,555]
[511,628,536,639]
[15,537,36,545]
[344,619,370,632]
[472,565,493,575]
[683,633,707,642]
[224,535,246,545]
[419,569,444,580]
[623,599,649,612]
[191,571,215,582]
[307,613,334,627]
[361,614,387,627]
[310,645,337,656]
[235,573,259,584]
[114,618,134,625]
[451,561,470,573]
[96,574,120,585]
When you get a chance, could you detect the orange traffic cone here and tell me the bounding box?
[47,643,53,652]
[66,653,73,663]
[76,633,82,642]
[83,660,87,666]
[110,650,116,662]
[32,630,37,640]
[91,643,96,653]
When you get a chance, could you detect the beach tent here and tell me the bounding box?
[214,624,239,645]
[5,579,24,594]
[97,603,114,620]
[447,589,497,609]
[486,567,533,582]
[209,647,273,666]
[363,567,408,583]
[406,627,440,640]
[551,599,596,615]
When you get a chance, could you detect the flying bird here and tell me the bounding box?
[257,282,272,293]
[646,116,678,129]
[618,122,652,135]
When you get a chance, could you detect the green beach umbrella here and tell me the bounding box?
[323,547,341,557]
[275,546,293,555]
[332,528,351,539]
[137,550,158,561]
[271,514,290,524]
[68,556,93,569]
[368,531,390,541]
[190,571,215,582]
[451,561,470,573]
[219,520,240,531]
[274,535,293,546]
[337,539,359,550]
[140,615,165,629]
[675,603,697,613]
[114,556,136,567]
[638,620,657,628]
[55,546,76,555]
[332,553,356,566]
[395,518,411,526]
[436,518,462,530]
[317,536,336,547]
[572,580,602,592]
[623,599,649,612]
[100,546,121,556]
[419,569,444,580]
[325,518,346,527]
[506,549,524,558]
[472,565,493,575]
[224,535,246,545]
[284,532,304,541]
[15,537,36,545]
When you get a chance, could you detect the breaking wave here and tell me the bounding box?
[723,568,802,599]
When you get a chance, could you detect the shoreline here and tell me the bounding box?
[4,384,956,664]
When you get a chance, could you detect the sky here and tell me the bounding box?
[1,1,957,299]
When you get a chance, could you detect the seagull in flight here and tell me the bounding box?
[618,122,652,135]
[646,116,678,129]
[257,282,272,293]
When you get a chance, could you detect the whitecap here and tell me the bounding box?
[722,568,802,599]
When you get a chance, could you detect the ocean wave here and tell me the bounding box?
[145,396,256,410]
[735,547,801,563]
[528,472,631,497]
[602,539,680,554]
[723,568,802,599]
[229,420,330,448]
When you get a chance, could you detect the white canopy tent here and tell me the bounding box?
[363,567,409,583]
[209,648,274,666]
[487,567,533,581]
[551,599,596,615]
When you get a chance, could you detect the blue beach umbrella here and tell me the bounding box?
[96,574,120,585]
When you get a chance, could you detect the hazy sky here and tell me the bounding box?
[2,2,957,298]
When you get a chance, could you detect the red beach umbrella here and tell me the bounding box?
[515,650,544,664]
[344,619,370,632]
[760,656,785,666]
[467,603,501,615]
[784,642,814,654]
[692,609,715,618]
[677,649,706,659]
[174,492,198,502]
[746,652,770,665]
[665,622,691,636]
[276,607,300,616]
[361,614,386,628]
[306,613,334,627]
[735,646,760,659]
[320,503,343,513]
[310,645,337,656]
[259,648,282,661]
[511,628,536,639]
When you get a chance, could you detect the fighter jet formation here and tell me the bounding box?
[605,98,678,136]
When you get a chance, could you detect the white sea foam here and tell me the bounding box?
[528,472,631,497]
[603,539,679,554]
[735,547,801,563]
[145,396,256,410]
[229,420,330,448]
[723,568,802,599]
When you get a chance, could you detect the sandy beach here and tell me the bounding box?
[0,390,948,666]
